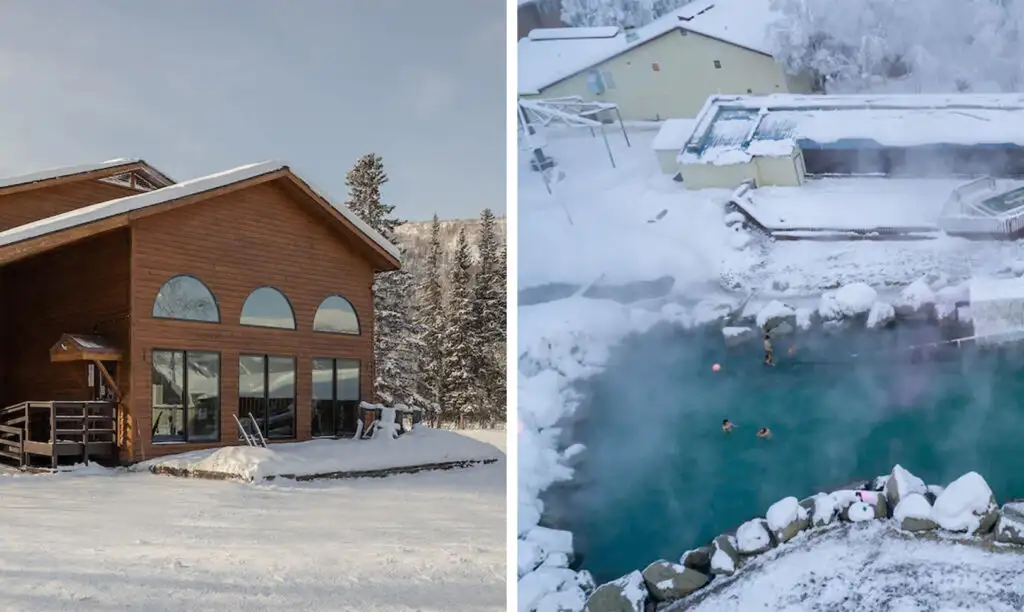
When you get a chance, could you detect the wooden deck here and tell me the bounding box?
[0,401,117,468]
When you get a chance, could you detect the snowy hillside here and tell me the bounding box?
[395,216,507,278]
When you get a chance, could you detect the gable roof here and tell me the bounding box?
[0,161,401,270]
[0,158,174,194]
[518,0,777,95]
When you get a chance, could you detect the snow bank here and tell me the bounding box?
[140,427,501,481]
[932,471,997,533]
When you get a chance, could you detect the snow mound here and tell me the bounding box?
[894,493,934,522]
[736,519,772,553]
[140,428,502,481]
[932,472,997,533]
[756,300,795,329]
[847,501,875,522]
[866,300,895,329]
[711,545,735,574]
[766,497,806,532]
[819,283,877,319]
[894,277,936,313]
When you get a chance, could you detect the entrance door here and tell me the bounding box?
[89,362,117,401]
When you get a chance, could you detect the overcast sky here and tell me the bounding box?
[0,0,505,221]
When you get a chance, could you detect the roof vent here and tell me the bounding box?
[678,3,715,21]
[624,26,639,43]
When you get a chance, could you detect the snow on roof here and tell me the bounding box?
[530,27,619,41]
[0,161,401,263]
[682,93,1024,164]
[0,158,167,191]
[517,0,776,94]
[651,118,697,151]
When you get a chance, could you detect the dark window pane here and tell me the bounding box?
[267,356,295,439]
[152,350,185,442]
[238,355,266,439]
[152,275,219,322]
[312,358,335,437]
[336,359,360,400]
[186,351,220,442]
[240,287,296,329]
[313,296,360,334]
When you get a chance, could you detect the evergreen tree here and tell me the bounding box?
[470,209,505,423]
[343,153,419,408]
[441,227,476,425]
[416,214,446,413]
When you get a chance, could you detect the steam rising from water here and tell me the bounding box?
[544,321,1024,582]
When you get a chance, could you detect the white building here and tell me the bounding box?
[517,0,813,121]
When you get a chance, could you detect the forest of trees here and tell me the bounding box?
[344,153,507,428]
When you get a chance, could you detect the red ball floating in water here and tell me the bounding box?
[712,363,721,372]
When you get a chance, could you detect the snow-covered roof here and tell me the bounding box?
[0,158,174,191]
[517,0,776,95]
[681,93,1024,165]
[651,118,697,151]
[0,161,401,264]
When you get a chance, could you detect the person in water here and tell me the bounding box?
[756,427,772,439]
[763,331,775,366]
[722,419,734,433]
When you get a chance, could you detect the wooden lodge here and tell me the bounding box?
[0,159,400,468]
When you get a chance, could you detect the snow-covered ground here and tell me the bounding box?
[517,123,1024,610]
[140,427,502,481]
[0,430,505,611]
[682,521,1024,611]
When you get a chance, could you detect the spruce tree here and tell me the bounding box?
[343,153,419,409]
[441,227,476,425]
[470,209,505,423]
[416,214,446,414]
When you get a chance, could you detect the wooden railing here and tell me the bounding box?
[0,401,116,468]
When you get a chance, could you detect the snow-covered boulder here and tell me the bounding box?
[575,570,596,596]
[640,560,709,603]
[884,464,928,510]
[524,526,574,560]
[766,496,810,543]
[710,535,739,576]
[584,570,647,612]
[542,552,571,569]
[519,538,546,576]
[838,490,887,521]
[519,567,579,612]
[926,484,945,504]
[847,501,876,522]
[535,587,586,612]
[692,299,737,327]
[866,301,895,329]
[894,278,936,319]
[934,299,958,326]
[932,471,999,535]
[800,493,838,528]
[679,546,712,572]
[794,307,815,331]
[995,502,1024,545]
[893,493,938,532]
[870,475,890,492]
[756,300,796,330]
[820,283,877,320]
[722,326,755,347]
[736,518,774,555]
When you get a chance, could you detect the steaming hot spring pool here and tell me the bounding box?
[546,320,1024,584]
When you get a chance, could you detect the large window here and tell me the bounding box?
[239,355,296,439]
[240,287,296,330]
[313,296,360,334]
[151,350,220,443]
[311,358,360,437]
[152,275,220,322]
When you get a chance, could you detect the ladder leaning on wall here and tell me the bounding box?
[234,414,267,448]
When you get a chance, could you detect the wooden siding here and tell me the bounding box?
[129,180,376,461]
[0,230,131,408]
[0,180,140,231]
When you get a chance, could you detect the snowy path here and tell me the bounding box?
[682,522,1024,611]
[0,433,505,612]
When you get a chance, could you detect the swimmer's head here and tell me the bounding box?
[722,419,729,425]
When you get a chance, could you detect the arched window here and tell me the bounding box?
[313,295,360,334]
[240,287,296,330]
[152,275,220,322]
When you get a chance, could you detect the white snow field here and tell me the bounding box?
[517,124,1024,610]
[682,521,1024,611]
[0,430,505,612]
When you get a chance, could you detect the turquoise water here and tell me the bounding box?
[548,322,1024,584]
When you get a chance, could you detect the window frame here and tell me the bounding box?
[150,348,222,444]
[238,353,297,440]
[311,357,362,438]
[151,274,221,324]
[312,295,362,335]
[239,286,298,331]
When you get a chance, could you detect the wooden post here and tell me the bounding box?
[81,403,89,466]
[49,405,56,470]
